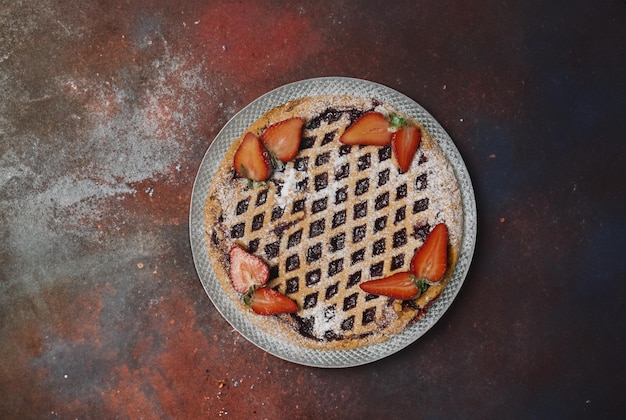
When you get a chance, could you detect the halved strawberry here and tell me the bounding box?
[339,112,392,146]
[410,223,449,283]
[233,132,272,182]
[261,117,304,163]
[245,287,298,315]
[392,125,421,172]
[359,272,420,300]
[228,245,269,293]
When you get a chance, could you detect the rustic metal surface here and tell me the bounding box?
[1,0,625,417]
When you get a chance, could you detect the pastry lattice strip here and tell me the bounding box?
[226,113,435,341]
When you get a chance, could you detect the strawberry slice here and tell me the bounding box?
[246,287,298,315]
[339,112,392,146]
[261,117,304,163]
[359,272,420,300]
[392,125,421,172]
[410,223,449,283]
[228,245,269,293]
[233,132,272,182]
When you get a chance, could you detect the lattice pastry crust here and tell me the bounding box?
[204,95,463,350]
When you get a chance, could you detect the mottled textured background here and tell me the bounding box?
[1,0,625,418]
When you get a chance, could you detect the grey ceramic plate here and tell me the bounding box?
[190,77,476,368]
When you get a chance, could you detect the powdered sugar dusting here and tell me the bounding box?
[310,300,341,338]
[273,166,305,209]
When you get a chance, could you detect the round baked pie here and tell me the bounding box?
[202,93,464,351]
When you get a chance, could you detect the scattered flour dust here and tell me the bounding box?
[0,43,216,288]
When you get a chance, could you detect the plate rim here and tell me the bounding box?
[190,76,477,368]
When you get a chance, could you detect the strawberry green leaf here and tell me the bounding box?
[269,153,285,172]
[247,179,266,189]
[389,113,406,130]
